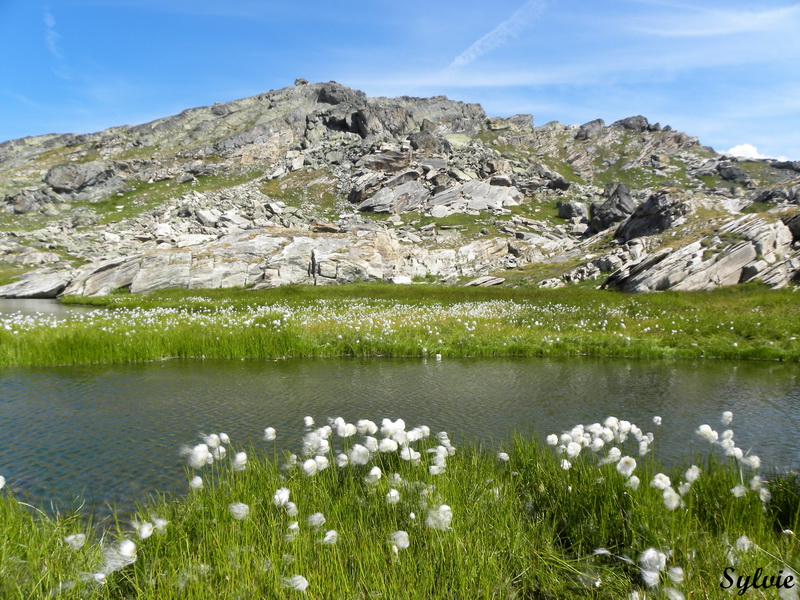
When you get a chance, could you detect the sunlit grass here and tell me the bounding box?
[1,284,797,367]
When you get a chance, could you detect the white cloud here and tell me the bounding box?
[44,7,64,60]
[725,143,789,162]
[447,0,546,71]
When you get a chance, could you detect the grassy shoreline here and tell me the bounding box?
[1,413,798,598]
[0,283,798,367]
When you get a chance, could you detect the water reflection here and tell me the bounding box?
[0,357,797,515]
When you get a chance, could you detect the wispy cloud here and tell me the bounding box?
[631,4,800,37]
[447,0,546,71]
[43,6,64,60]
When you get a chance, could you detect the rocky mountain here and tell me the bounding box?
[0,80,798,298]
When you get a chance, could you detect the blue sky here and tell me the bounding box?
[2,0,799,159]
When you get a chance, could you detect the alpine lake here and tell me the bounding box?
[1,299,799,517]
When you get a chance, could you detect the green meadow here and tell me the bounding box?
[0,283,797,367]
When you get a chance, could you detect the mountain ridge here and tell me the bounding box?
[0,80,798,297]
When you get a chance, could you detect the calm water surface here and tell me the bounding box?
[1,357,798,516]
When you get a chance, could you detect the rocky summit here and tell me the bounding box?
[0,80,798,298]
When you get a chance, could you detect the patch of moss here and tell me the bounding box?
[259,169,344,221]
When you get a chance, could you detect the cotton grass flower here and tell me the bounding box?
[189,476,203,490]
[616,456,637,478]
[186,443,212,469]
[0,475,4,489]
[426,505,453,530]
[135,521,154,539]
[685,465,700,483]
[303,416,314,428]
[696,424,718,443]
[314,455,329,472]
[283,575,309,591]
[638,547,667,588]
[64,533,86,550]
[389,530,410,550]
[219,432,230,444]
[735,535,753,552]
[651,473,671,490]
[364,466,382,484]
[731,484,748,498]
[721,410,733,426]
[497,452,510,462]
[560,459,571,470]
[228,503,250,520]
[379,438,399,453]
[626,476,640,491]
[348,444,371,466]
[653,416,662,425]
[263,427,276,441]
[663,486,681,510]
[274,487,290,507]
[284,502,299,517]
[321,530,338,545]
[601,447,621,464]
[307,513,326,529]
[546,434,559,446]
[386,488,401,504]
[153,518,168,534]
[668,566,685,584]
[302,459,318,477]
[231,451,248,472]
[566,442,582,459]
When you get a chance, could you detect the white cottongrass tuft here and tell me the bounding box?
[189,476,203,490]
[231,451,248,472]
[307,512,326,529]
[616,456,637,478]
[685,465,701,483]
[0,475,4,489]
[602,447,621,464]
[64,533,86,550]
[497,452,510,462]
[302,459,318,477]
[389,530,410,550]
[696,424,719,443]
[335,453,349,468]
[263,427,276,441]
[386,488,401,504]
[218,432,230,444]
[560,459,571,470]
[274,487,290,507]
[228,503,250,520]
[760,487,772,503]
[735,535,753,552]
[135,521,154,539]
[566,442,582,459]
[638,547,667,588]
[651,473,671,490]
[283,574,309,591]
[731,485,748,498]
[721,410,733,426]
[284,502,299,517]
[348,444,371,466]
[664,588,685,600]
[356,419,378,435]
[364,466,382,484]
[653,416,662,425]
[153,518,168,534]
[663,486,681,511]
[186,443,212,469]
[668,566,685,584]
[314,455,329,472]
[303,416,314,428]
[101,539,137,575]
[378,438,399,453]
[626,476,641,491]
[203,433,221,449]
[321,530,338,545]
[425,505,453,530]
[546,434,558,446]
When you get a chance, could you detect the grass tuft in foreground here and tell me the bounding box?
[1,411,798,598]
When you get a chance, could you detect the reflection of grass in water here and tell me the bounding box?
[1,413,797,598]
[0,284,796,366]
